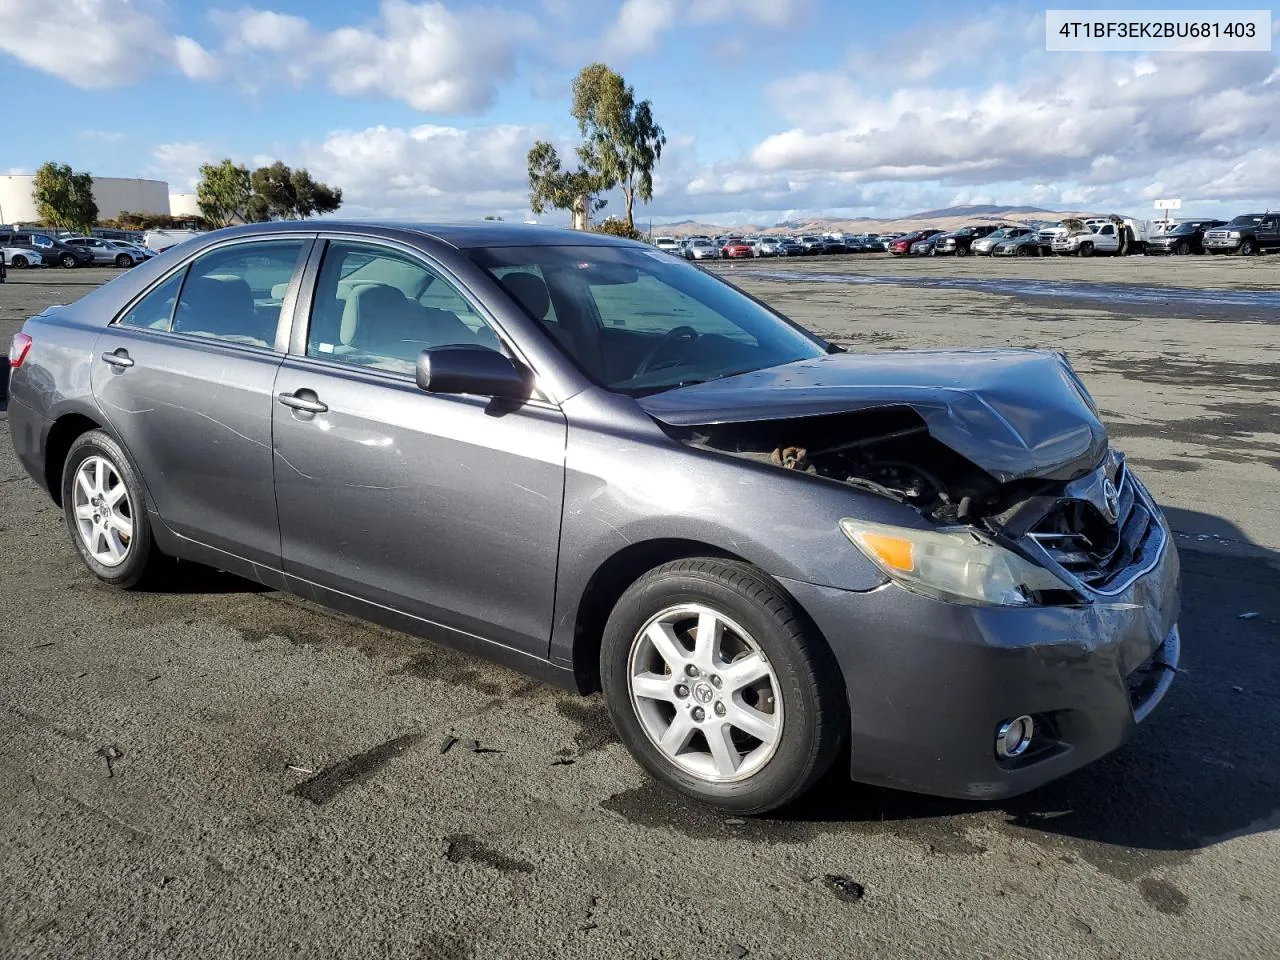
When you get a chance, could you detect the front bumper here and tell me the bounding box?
[779,524,1181,800]
[1203,239,1241,250]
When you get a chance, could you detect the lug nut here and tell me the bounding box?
[684,664,699,677]
[714,702,726,717]
[674,684,689,699]
[710,675,722,688]
[691,706,706,722]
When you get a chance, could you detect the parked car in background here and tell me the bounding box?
[1052,220,1121,257]
[909,234,942,256]
[1145,220,1227,256]
[756,238,784,257]
[63,236,147,267]
[972,227,1032,255]
[933,225,1002,257]
[721,239,754,259]
[992,232,1043,256]
[888,230,942,256]
[0,245,45,269]
[1203,214,1280,256]
[142,229,204,253]
[108,239,158,260]
[797,235,827,255]
[685,239,718,260]
[653,237,681,255]
[6,220,1182,815]
[0,230,93,268]
[776,237,803,257]
[821,237,851,254]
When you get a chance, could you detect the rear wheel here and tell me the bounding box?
[1015,245,1032,257]
[61,430,169,589]
[600,559,847,814]
[115,253,133,267]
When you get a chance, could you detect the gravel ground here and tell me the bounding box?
[1,260,1277,960]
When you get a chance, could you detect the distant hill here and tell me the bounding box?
[903,204,1059,219]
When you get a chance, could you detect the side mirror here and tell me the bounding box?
[416,346,529,399]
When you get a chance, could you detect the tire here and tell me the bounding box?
[61,430,168,589]
[1015,245,1032,257]
[114,254,133,267]
[1175,241,1190,256]
[1079,242,1093,257]
[600,558,847,814]
[10,255,28,268]
[60,253,79,268]
[1238,239,1256,256]
[955,245,969,257]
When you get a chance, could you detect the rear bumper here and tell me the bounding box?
[779,525,1181,800]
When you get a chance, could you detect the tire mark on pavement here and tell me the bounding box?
[291,732,425,805]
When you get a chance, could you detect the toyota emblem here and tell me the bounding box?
[1102,478,1120,523]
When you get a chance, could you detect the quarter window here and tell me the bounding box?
[307,241,501,376]
[118,270,186,331]
[170,240,305,348]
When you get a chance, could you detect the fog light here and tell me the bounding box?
[996,716,1034,759]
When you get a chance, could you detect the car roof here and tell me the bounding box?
[198,219,642,250]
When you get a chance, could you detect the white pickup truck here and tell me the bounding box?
[1051,217,1152,256]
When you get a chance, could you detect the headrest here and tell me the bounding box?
[500,271,551,321]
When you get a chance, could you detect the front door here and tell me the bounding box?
[92,237,311,566]
[271,239,566,657]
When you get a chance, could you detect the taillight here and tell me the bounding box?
[9,332,32,368]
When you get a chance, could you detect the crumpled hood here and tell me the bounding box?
[638,349,1108,482]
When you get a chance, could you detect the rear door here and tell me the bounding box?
[92,236,312,566]
[1261,215,1280,250]
[271,238,566,657]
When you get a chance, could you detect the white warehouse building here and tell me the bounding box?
[0,174,171,223]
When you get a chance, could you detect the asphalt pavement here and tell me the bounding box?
[1,261,1277,959]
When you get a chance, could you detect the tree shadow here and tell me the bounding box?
[776,507,1280,872]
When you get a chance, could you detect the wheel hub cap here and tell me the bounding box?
[627,603,783,783]
[72,456,133,568]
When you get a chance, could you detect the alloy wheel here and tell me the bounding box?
[72,456,134,567]
[627,603,783,783]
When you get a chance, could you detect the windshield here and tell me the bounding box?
[1228,216,1262,226]
[467,244,826,396]
[1169,222,1200,235]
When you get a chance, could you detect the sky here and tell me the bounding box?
[1,0,1277,225]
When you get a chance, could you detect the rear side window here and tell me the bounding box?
[118,270,186,331]
[171,240,305,348]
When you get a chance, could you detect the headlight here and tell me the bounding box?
[1228,231,1240,238]
[839,518,1073,606]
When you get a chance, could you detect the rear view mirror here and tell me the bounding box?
[577,262,639,285]
[416,346,529,399]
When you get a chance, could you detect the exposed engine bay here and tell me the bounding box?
[665,406,1077,527]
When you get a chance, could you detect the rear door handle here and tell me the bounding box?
[101,350,133,368]
[277,391,328,414]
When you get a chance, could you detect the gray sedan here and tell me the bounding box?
[7,221,1180,814]
[63,236,147,267]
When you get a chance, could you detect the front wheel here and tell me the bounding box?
[115,254,133,267]
[1175,241,1190,256]
[955,245,969,257]
[61,430,169,589]
[1238,240,1257,256]
[600,559,847,814]
[61,254,78,268]
[1078,243,1094,257]
[10,254,28,268]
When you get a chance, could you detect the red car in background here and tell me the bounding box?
[888,229,943,256]
[721,239,754,258]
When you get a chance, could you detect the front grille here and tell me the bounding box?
[1204,231,1229,242]
[1027,462,1159,591]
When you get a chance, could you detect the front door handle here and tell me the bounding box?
[101,349,134,368]
[277,391,328,414]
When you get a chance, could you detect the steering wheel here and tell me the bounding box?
[634,325,699,378]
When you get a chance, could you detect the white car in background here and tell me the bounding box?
[685,238,718,260]
[143,229,205,252]
[1,246,45,268]
[653,236,681,255]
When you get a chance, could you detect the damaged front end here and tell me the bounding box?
[642,349,1163,605]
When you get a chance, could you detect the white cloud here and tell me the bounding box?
[150,141,218,191]
[212,8,311,52]
[0,0,220,86]
[602,0,677,57]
